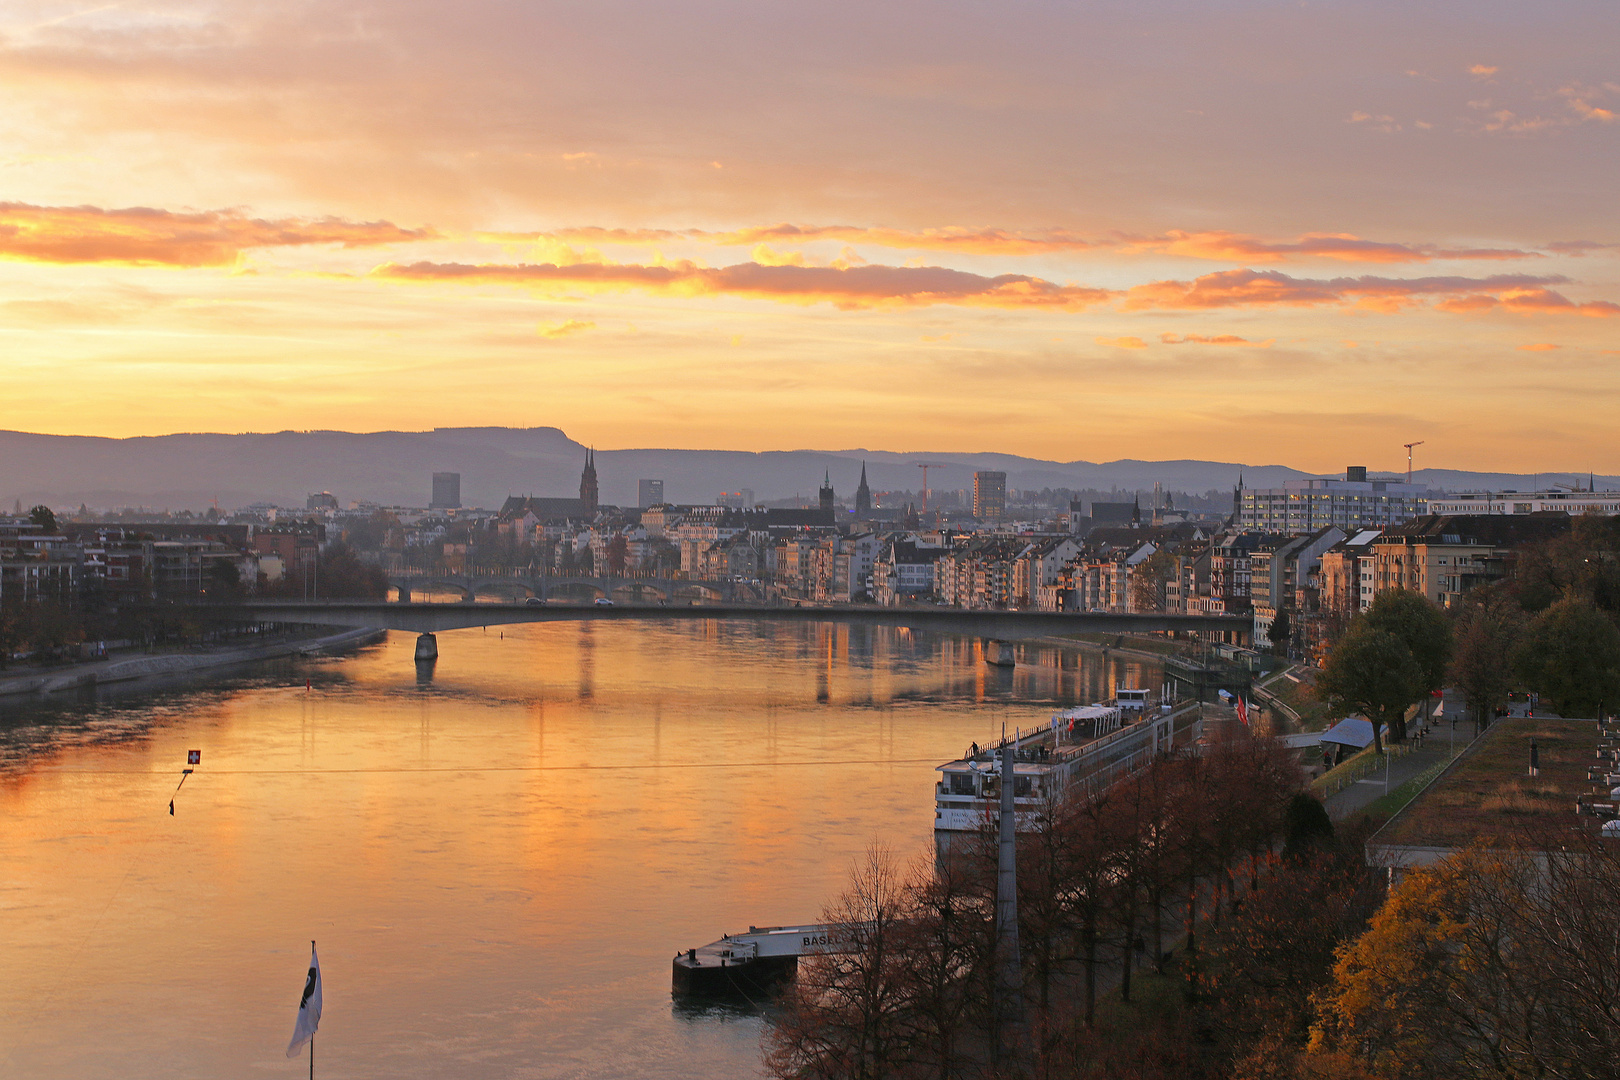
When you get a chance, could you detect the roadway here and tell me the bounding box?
[225,599,1252,642]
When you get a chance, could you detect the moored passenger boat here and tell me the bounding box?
[933,699,1195,856]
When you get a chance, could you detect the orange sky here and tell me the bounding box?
[1,1,1616,472]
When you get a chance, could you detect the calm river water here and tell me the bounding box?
[0,621,1159,1080]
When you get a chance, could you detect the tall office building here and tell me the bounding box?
[430,472,461,509]
[973,471,1007,521]
[638,479,665,508]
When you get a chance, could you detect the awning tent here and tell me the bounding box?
[1319,717,1381,751]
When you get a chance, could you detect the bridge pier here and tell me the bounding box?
[414,633,438,661]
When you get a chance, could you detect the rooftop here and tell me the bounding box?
[1375,717,1603,850]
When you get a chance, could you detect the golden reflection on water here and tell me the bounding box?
[0,621,1156,1080]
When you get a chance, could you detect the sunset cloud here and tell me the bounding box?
[1120,230,1534,264]
[708,224,1096,255]
[1095,336,1148,349]
[1121,269,1610,315]
[508,224,1536,263]
[538,319,595,339]
[0,202,434,267]
[1159,333,1273,347]
[1518,343,1559,351]
[373,259,1117,311]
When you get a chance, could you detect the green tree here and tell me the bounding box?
[1269,607,1292,657]
[205,558,243,599]
[1512,597,1620,717]
[1363,589,1452,725]
[1316,624,1423,750]
[1447,586,1526,731]
[28,504,57,533]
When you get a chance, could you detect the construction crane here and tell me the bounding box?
[912,462,947,513]
[1404,441,1424,486]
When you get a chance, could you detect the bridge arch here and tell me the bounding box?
[674,584,724,603]
[394,578,473,601]
[469,580,536,601]
[612,581,669,603]
[546,579,608,601]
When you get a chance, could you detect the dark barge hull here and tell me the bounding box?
[672,954,797,997]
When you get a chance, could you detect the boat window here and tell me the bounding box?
[949,773,977,796]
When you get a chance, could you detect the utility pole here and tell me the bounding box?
[994,742,1025,1065]
[1404,441,1425,486]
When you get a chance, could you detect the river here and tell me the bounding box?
[0,621,1160,1080]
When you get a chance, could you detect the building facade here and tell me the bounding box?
[972,471,1007,521]
[431,472,461,509]
[1427,490,1620,516]
[1238,467,1428,532]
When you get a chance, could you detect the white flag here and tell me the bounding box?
[285,943,323,1058]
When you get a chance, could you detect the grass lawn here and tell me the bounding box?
[1378,717,1598,848]
[1262,671,1331,730]
[1357,753,1457,820]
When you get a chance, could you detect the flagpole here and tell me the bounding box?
[310,939,316,1080]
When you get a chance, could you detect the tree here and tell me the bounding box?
[764,845,915,1080]
[1513,597,1620,717]
[1313,843,1620,1080]
[605,534,630,574]
[206,558,243,599]
[1363,589,1451,726]
[1316,623,1423,749]
[1269,608,1292,658]
[1447,586,1526,731]
[28,504,57,533]
[1280,793,1334,860]
[1130,548,1177,613]
[1204,850,1383,1049]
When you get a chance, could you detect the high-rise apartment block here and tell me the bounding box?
[638,479,665,508]
[972,471,1007,521]
[1237,467,1427,532]
[430,472,461,509]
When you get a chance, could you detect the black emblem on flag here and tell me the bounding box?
[300,967,318,1009]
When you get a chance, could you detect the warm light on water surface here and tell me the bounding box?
[0,621,1157,1079]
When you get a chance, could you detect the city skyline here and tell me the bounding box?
[2,1,1617,469]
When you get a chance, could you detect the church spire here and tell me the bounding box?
[579,446,599,516]
[854,461,872,518]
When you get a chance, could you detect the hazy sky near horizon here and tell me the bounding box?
[1,0,1617,472]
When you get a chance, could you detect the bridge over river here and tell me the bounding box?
[390,571,753,603]
[223,599,1252,661]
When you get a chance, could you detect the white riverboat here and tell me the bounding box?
[934,700,1192,854]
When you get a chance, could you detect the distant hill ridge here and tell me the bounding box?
[0,427,1609,512]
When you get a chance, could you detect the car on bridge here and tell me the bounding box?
[594,597,615,606]
[525,597,546,607]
